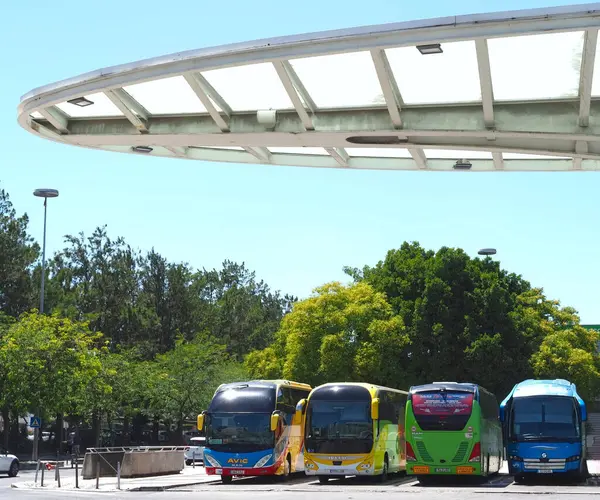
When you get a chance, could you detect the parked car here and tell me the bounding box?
[0,449,19,477]
[184,437,206,465]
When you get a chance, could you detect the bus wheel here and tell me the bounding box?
[221,475,233,484]
[379,456,389,483]
[318,476,329,484]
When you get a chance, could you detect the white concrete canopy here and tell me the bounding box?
[17,4,600,172]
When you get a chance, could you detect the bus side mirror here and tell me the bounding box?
[197,411,206,432]
[295,398,306,416]
[371,398,380,420]
[271,412,280,432]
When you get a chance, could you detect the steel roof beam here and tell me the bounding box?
[408,147,428,169]
[579,29,598,127]
[243,146,272,163]
[184,72,231,132]
[475,39,495,129]
[325,147,350,166]
[371,49,403,129]
[39,106,69,134]
[164,146,189,157]
[105,89,149,133]
[492,151,504,169]
[273,61,315,131]
[63,100,600,140]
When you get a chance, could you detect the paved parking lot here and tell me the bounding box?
[4,463,600,499]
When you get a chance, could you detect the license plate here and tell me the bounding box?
[435,468,451,473]
[538,470,553,474]
[236,470,246,475]
[456,466,474,474]
[413,466,430,474]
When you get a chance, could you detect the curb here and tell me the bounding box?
[129,479,222,491]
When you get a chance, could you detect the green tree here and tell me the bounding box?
[144,334,245,443]
[531,324,600,402]
[0,312,106,446]
[246,281,410,388]
[0,188,39,316]
[347,242,581,397]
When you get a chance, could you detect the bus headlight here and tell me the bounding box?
[305,462,317,470]
[566,455,580,462]
[509,456,523,462]
[254,454,272,468]
[357,462,372,470]
[205,455,221,467]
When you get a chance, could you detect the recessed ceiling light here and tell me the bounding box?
[132,146,153,153]
[453,159,473,170]
[67,97,94,107]
[416,43,443,55]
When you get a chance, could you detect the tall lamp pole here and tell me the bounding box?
[32,188,59,462]
[33,189,59,314]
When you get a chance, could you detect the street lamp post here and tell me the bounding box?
[32,188,59,461]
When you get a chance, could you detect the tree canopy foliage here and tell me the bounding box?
[248,242,599,401]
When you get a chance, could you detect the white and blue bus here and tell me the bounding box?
[500,379,588,482]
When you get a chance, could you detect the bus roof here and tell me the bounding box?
[499,379,587,421]
[215,379,311,393]
[409,382,479,394]
[507,379,580,399]
[310,382,408,396]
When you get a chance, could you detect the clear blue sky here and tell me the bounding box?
[2,1,599,323]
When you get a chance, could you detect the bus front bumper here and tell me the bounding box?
[508,458,581,476]
[407,464,482,476]
[205,463,280,477]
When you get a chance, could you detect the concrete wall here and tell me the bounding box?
[82,450,184,479]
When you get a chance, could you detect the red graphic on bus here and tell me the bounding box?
[412,392,473,416]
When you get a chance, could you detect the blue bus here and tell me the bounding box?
[197,380,312,484]
[500,379,588,482]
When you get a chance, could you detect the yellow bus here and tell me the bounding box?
[297,382,408,483]
[198,379,311,483]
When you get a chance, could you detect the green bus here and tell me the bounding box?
[405,382,503,482]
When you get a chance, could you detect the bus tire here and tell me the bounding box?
[318,475,329,484]
[221,475,232,484]
[379,455,389,483]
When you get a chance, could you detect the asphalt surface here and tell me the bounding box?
[3,468,600,499]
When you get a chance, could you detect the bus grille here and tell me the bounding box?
[416,441,433,462]
[452,442,470,463]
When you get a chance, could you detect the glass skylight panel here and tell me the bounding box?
[201,63,293,111]
[30,111,44,119]
[195,146,244,150]
[268,147,328,155]
[289,52,384,108]
[386,41,481,104]
[124,76,210,114]
[346,147,411,157]
[591,35,600,96]
[503,152,567,159]
[56,93,123,117]
[488,31,584,100]
[423,149,493,159]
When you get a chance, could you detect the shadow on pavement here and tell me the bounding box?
[413,474,514,489]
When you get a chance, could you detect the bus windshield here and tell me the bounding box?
[206,412,274,452]
[509,396,581,443]
[411,391,474,431]
[306,400,373,454]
